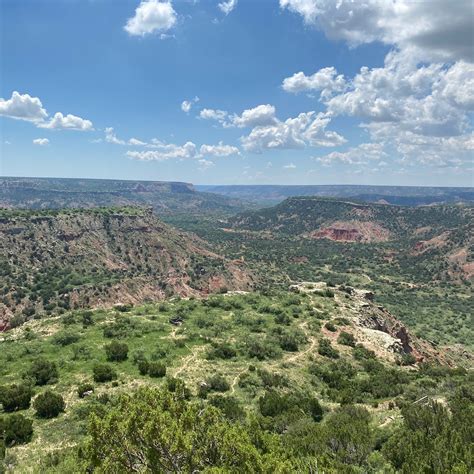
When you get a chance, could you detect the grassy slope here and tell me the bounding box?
[1,287,471,471]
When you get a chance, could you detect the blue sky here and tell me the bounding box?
[1,0,473,186]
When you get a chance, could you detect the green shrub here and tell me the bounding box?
[0,384,33,412]
[26,358,58,386]
[318,339,339,359]
[337,331,356,347]
[93,364,117,383]
[33,391,65,418]
[398,353,416,366]
[0,414,33,446]
[148,362,166,378]
[324,322,337,332]
[104,341,129,362]
[209,395,244,421]
[207,342,237,360]
[138,359,150,376]
[77,383,94,398]
[199,374,230,398]
[353,344,376,361]
[52,332,80,346]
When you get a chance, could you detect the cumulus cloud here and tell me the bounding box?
[181,96,199,114]
[218,0,238,15]
[231,104,277,128]
[0,91,48,123]
[105,127,126,145]
[124,0,176,37]
[282,67,346,99]
[127,141,197,161]
[241,111,345,153]
[103,126,240,160]
[283,163,296,169]
[33,138,50,146]
[128,137,147,146]
[38,112,93,131]
[325,53,474,138]
[0,91,94,132]
[200,141,240,157]
[199,108,229,124]
[280,0,473,62]
[198,158,215,170]
[317,143,387,166]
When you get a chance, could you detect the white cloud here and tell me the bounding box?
[231,104,277,128]
[317,143,387,166]
[218,0,238,15]
[181,96,199,113]
[280,0,473,63]
[280,0,474,171]
[104,126,240,160]
[181,101,192,113]
[124,0,177,37]
[105,127,126,145]
[283,163,296,169]
[199,108,229,123]
[199,141,240,157]
[126,141,197,161]
[198,158,215,170]
[39,112,93,131]
[128,137,147,146]
[326,53,473,139]
[199,104,277,128]
[241,111,345,153]
[33,138,50,146]
[282,67,346,99]
[0,91,48,123]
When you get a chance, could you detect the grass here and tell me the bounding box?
[0,288,471,472]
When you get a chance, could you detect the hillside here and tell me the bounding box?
[0,177,250,215]
[0,285,471,472]
[0,207,252,330]
[228,197,473,280]
[198,184,474,206]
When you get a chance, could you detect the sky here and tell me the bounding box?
[1,0,473,186]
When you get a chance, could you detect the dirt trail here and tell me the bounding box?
[230,367,247,394]
[173,346,203,378]
[287,321,317,363]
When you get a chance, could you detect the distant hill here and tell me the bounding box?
[229,197,473,282]
[0,207,252,329]
[197,184,474,206]
[0,177,250,215]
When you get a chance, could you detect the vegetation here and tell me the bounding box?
[0,288,471,472]
[0,195,472,472]
[33,391,65,418]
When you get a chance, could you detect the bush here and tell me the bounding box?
[353,344,376,361]
[207,342,237,360]
[77,383,94,398]
[26,358,59,386]
[0,414,33,446]
[209,395,244,421]
[337,331,356,347]
[0,384,33,412]
[148,362,166,378]
[52,332,80,346]
[105,341,129,362]
[93,364,117,383]
[318,339,339,359]
[199,375,230,398]
[138,359,150,375]
[324,322,337,332]
[246,337,282,360]
[398,353,416,366]
[33,391,65,418]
